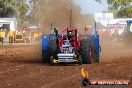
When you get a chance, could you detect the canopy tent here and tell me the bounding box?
[0,18,17,31]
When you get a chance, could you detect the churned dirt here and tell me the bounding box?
[0,42,131,88]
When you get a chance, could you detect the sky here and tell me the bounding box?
[26,0,32,16]
[74,0,108,14]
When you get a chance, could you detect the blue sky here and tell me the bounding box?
[74,0,108,14]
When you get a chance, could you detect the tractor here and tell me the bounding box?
[42,26,101,65]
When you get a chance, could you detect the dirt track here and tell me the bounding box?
[0,43,131,88]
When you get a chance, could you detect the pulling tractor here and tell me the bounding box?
[42,26,101,65]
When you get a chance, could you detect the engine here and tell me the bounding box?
[60,39,74,54]
[57,38,75,62]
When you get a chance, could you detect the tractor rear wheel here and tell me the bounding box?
[80,39,90,64]
[47,39,57,63]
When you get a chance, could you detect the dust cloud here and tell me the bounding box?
[31,0,132,60]
[31,0,94,34]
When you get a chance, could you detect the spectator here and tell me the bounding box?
[8,30,14,45]
[0,29,5,45]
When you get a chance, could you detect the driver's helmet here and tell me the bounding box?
[68,31,72,36]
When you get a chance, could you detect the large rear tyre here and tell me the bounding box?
[80,39,90,64]
[47,39,57,64]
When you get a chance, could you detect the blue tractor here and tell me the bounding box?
[42,26,101,65]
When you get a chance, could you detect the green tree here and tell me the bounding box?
[18,1,29,25]
[0,0,16,17]
[0,0,29,25]
[108,0,132,18]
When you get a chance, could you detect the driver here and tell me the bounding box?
[68,31,72,40]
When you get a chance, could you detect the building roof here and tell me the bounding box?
[0,18,16,22]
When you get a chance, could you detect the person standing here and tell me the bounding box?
[0,29,5,45]
[8,30,14,45]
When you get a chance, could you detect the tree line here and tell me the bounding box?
[0,0,132,26]
[0,0,28,25]
[108,0,132,18]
